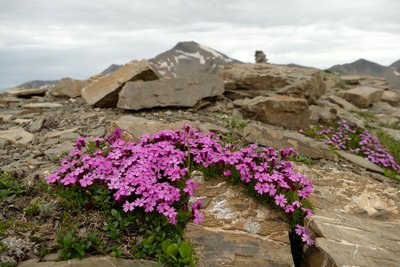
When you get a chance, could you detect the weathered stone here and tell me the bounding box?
[109,115,227,142]
[339,75,362,85]
[343,86,384,108]
[219,63,325,102]
[244,123,334,160]
[18,256,157,267]
[184,177,294,267]
[50,78,90,98]
[23,103,63,109]
[0,128,33,144]
[0,95,21,104]
[336,150,384,173]
[380,127,400,142]
[381,90,400,106]
[81,60,159,107]
[234,95,310,129]
[295,164,400,267]
[309,105,336,124]
[324,94,359,111]
[6,87,47,97]
[45,128,79,139]
[117,73,224,110]
[44,141,74,159]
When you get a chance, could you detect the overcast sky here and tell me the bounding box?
[1,0,399,89]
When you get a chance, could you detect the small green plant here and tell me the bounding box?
[104,209,133,242]
[220,115,248,131]
[57,229,100,260]
[24,203,40,216]
[290,154,313,165]
[0,172,24,199]
[351,110,376,120]
[161,240,196,267]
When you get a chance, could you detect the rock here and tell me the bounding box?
[219,63,325,102]
[295,164,400,267]
[108,116,189,142]
[339,75,362,85]
[234,95,310,129]
[44,141,74,159]
[309,105,336,124]
[0,95,21,104]
[184,177,294,267]
[343,86,384,108]
[244,123,334,160]
[369,101,397,114]
[0,114,14,123]
[0,128,33,144]
[5,87,47,98]
[109,116,227,142]
[14,118,31,124]
[45,128,79,139]
[50,78,90,98]
[117,73,224,110]
[23,103,63,109]
[18,256,157,267]
[381,90,400,106]
[324,94,359,111]
[81,60,159,107]
[336,150,384,173]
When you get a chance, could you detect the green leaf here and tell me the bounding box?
[179,241,192,259]
[166,243,179,258]
[181,256,193,265]
[111,209,119,217]
[161,240,171,254]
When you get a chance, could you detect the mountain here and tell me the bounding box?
[329,58,400,89]
[99,64,122,76]
[390,59,400,69]
[148,41,242,78]
[15,80,58,89]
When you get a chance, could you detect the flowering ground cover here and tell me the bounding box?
[45,125,315,263]
[313,120,400,173]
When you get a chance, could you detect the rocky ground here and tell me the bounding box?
[1,42,400,267]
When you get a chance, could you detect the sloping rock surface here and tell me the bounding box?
[296,164,400,267]
[117,73,224,110]
[244,123,334,160]
[184,175,294,267]
[81,60,159,107]
[234,95,310,129]
[219,63,325,102]
[50,78,90,98]
[342,86,384,108]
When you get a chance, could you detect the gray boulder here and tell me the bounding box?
[117,73,224,110]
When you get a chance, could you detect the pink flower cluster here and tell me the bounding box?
[46,126,314,243]
[317,120,400,172]
[295,225,315,246]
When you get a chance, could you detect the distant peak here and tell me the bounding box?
[172,41,200,51]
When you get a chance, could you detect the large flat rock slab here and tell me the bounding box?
[117,73,224,110]
[295,164,400,267]
[219,63,325,102]
[343,86,384,108]
[82,60,159,107]
[234,95,310,129]
[5,87,47,97]
[184,176,294,267]
[244,123,334,160]
[50,78,90,98]
[0,128,33,144]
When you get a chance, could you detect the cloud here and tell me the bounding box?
[0,0,399,88]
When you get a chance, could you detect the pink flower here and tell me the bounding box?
[274,194,287,208]
[223,169,231,177]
